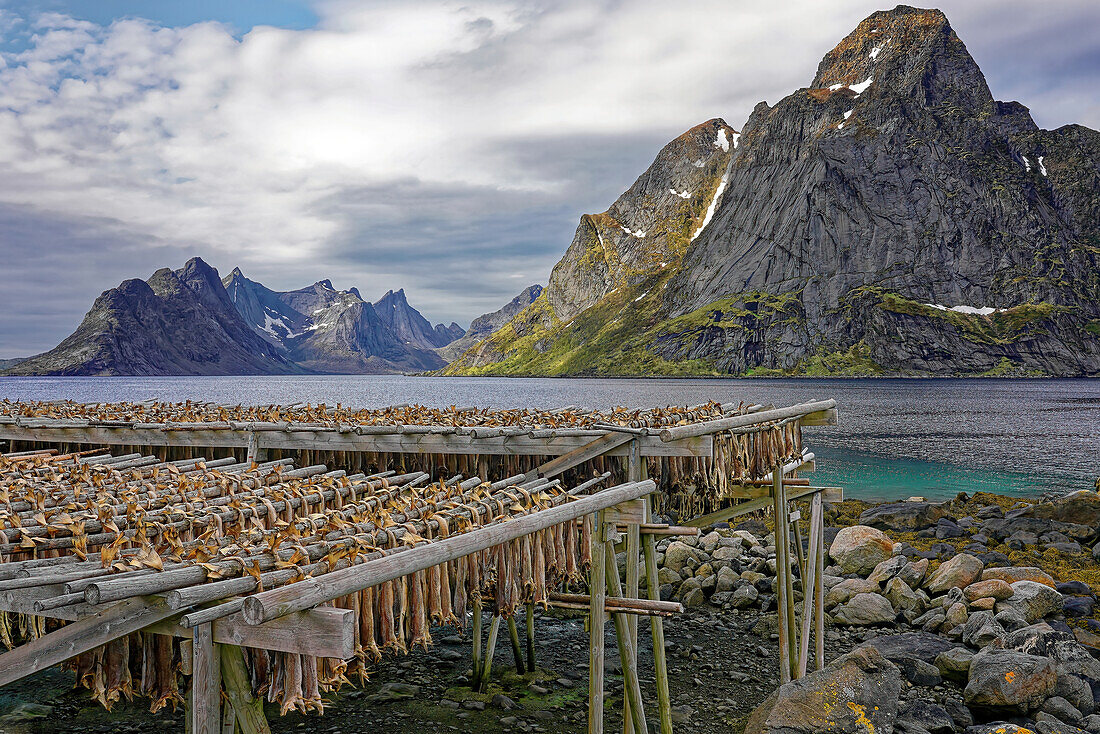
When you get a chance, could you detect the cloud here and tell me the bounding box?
[0,0,1097,354]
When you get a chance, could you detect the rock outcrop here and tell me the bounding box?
[447,5,1100,377]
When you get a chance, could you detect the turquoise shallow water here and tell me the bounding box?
[812,447,1064,502]
[2,375,1098,500]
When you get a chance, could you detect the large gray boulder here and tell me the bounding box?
[859,502,948,531]
[964,647,1058,713]
[829,525,895,575]
[833,592,897,626]
[662,541,701,576]
[745,646,902,733]
[997,580,1064,623]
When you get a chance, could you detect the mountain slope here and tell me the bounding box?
[447,5,1100,377]
[223,270,464,374]
[5,258,300,376]
[437,284,543,363]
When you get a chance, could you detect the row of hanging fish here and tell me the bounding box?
[0,448,594,715]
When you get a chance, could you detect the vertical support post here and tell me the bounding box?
[507,615,526,674]
[182,639,194,734]
[471,603,483,689]
[192,623,221,734]
[781,479,798,676]
[814,492,825,671]
[604,521,648,734]
[221,645,272,734]
[589,510,607,734]
[525,603,536,672]
[245,433,267,465]
[624,440,641,734]
[642,495,673,734]
[797,493,822,678]
[792,516,808,581]
[479,615,501,692]
[772,470,792,685]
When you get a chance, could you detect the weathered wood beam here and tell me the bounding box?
[0,426,712,458]
[683,486,843,528]
[658,399,837,441]
[523,432,633,482]
[0,596,179,687]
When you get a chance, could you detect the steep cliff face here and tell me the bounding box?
[223,272,464,374]
[6,258,300,376]
[448,5,1100,377]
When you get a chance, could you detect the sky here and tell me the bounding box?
[0,0,1097,355]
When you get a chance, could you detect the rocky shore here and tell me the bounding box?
[651,488,1100,733]
[5,489,1100,734]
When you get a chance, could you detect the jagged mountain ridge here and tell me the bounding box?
[222,270,465,374]
[447,5,1100,377]
[437,284,543,363]
[5,258,302,376]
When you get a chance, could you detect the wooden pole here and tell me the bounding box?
[479,615,502,693]
[772,470,792,685]
[507,615,526,675]
[624,440,641,734]
[780,477,798,676]
[525,604,536,672]
[221,645,272,734]
[589,509,607,734]
[659,400,836,441]
[814,492,825,671]
[604,527,648,734]
[471,603,483,689]
[192,623,221,734]
[797,493,822,678]
[643,495,673,734]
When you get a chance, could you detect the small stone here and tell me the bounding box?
[491,694,517,710]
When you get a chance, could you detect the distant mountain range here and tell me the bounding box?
[4,258,489,376]
[444,5,1100,377]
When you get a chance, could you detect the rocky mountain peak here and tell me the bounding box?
[810,5,992,112]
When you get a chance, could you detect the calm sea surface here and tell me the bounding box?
[2,376,1097,502]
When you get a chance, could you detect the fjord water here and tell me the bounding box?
[2,376,1097,501]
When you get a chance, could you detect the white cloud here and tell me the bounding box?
[0,0,1097,353]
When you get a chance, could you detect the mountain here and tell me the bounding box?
[0,358,26,370]
[374,289,464,350]
[5,258,301,376]
[222,270,465,373]
[436,284,543,363]
[446,5,1100,377]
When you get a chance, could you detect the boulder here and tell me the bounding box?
[998,580,1064,623]
[832,592,896,626]
[744,646,902,734]
[884,576,928,622]
[1023,490,1100,528]
[663,541,701,576]
[730,583,759,609]
[699,530,722,554]
[859,502,949,532]
[715,566,740,593]
[965,579,1015,602]
[981,566,1058,588]
[961,610,1007,649]
[825,578,882,609]
[897,700,955,734]
[898,558,931,589]
[926,553,984,594]
[964,647,1058,713]
[868,555,909,584]
[935,647,974,681]
[864,632,958,664]
[829,525,894,575]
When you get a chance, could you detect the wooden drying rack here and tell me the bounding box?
[0,399,841,733]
